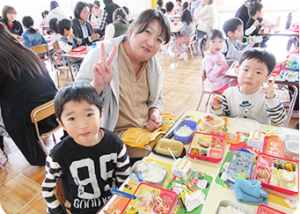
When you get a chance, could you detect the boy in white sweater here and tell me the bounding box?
[211,49,286,125]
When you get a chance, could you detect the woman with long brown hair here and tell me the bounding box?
[0,22,58,166]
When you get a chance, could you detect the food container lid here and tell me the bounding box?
[284,134,299,156]
[230,117,260,134]
[154,138,184,157]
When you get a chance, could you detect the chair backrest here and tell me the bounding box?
[189,31,196,43]
[55,179,66,205]
[31,44,49,56]
[53,41,61,52]
[30,99,55,123]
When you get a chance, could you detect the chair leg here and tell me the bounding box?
[189,44,194,60]
[56,71,60,88]
[197,93,205,111]
[205,94,212,112]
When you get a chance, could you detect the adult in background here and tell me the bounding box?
[104,7,130,41]
[76,9,171,161]
[93,0,102,18]
[72,1,99,46]
[235,0,261,41]
[97,0,120,37]
[46,1,68,22]
[0,5,23,36]
[0,22,58,166]
[190,0,201,18]
[194,0,217,38]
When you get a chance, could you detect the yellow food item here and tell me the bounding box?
[285,162,294,171]
[126,207,138,214]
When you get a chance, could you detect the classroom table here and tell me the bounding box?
[98,110,299,214]
[258,29,299,47]
[225,61,299,128]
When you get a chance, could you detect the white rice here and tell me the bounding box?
[134,162,166,182]
[218,206,246,214]
[176,125,193,136]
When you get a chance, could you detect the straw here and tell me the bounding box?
[168,148,177,161]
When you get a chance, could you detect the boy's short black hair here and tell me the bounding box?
[166,2,174,12]
[54,82,103,122]
[157,0,163,7]
[223,17,243,37]
[49,18,59,34]
[248,2,263,17]
[238,49,276,76]
[57,19,71,35]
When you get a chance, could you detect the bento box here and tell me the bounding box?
[227,149,255,183]
[230,117,260,134]
[201,113,224,131]
[284,134,299,160]
[130,161,168,187]
[173,120,197,144]
[214,200,250,214]
[253,153,299,195]
[122,183,177,214]
[256,204,286,214]
[152,138,185,158]
[188,132,225,163]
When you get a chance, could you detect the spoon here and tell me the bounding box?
[110,189,148,202]
[222,118,228,132]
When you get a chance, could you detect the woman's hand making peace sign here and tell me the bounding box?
[91,42,118,93]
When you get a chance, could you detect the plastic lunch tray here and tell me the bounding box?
[227,149,255,183]
[129,160,168,187]
[256,204,286,214]
[188,132,225,163]
[121,183,177,214]
[253,153,299,195]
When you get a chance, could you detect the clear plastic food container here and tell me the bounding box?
[256,204,286,214]
[201,113,224,131]
[154,138,184,157]
[130,161,168,187]
[214,200,250,214]
[284,134,299,160]
[230,117,260,134]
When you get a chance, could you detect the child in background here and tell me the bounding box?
[49,18,61,46]
[42,82,131,214]
[245,2,274,48]
[211,49,286,125]
[22,16,47,57]
[39,10,49,28]
[200,29,231,93]
[176,9,195,61]
[174,0,182,15]
[57,19,77,54]
[165,1,174,23]
[179,2,189,16]
[222,17,255,67]
[157,0,166,14]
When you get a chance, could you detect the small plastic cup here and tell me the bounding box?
[92,42,97,48]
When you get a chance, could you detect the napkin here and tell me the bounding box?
[234,177,269,205]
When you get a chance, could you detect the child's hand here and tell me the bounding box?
[91,33,100,41]
[254,20,260,27]
[216,59,223,66]
[261,77,276,99]
[91,42,117,93]
[68,33,74,42]
[77,38,82,46]
[211,96,222,110]
[248,36,255,47]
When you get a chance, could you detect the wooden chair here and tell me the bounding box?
[52,41,73,87]
[30,99,60,155]
[30,44,52,66]
[181,31,197,60]
[55,179,68,213]
[196,69,222,112]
